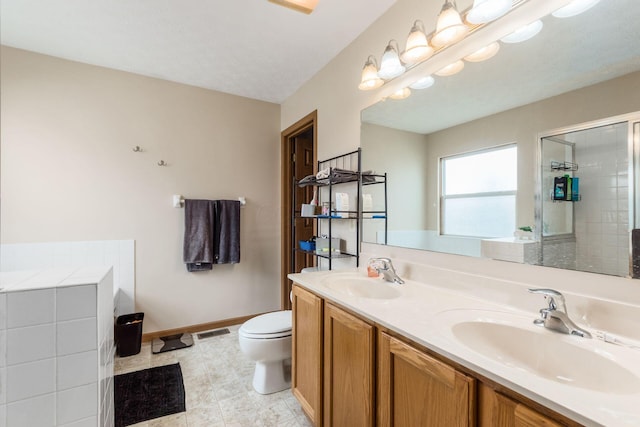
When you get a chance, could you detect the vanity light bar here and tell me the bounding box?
[358,0,598,91]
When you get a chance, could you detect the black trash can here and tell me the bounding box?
[115,312,144,357]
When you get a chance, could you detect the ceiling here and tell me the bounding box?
[0,0,396,104]
[362,0,640,134]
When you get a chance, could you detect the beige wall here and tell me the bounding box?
[361,122,429,235]
[1,46,281,333]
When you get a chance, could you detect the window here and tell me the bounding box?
[441,145,517,238]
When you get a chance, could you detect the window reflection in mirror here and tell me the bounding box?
[441,145,517,238]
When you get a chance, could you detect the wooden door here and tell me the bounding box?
[293,128,316,274]
[324,303,374,427]
[292,285,323,426]
[281,111,317,311]
[478,384,564,427]
[378,332,475,427]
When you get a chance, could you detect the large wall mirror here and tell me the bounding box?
[360,0,640,277]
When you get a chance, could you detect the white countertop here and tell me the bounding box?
[289,269,640,427]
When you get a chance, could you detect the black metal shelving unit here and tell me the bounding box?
[291,148,387,271]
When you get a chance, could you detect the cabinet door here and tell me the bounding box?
[378,332,475,427]
[478,384,564,427]
[292,285,323,426]
[324,303,375,427]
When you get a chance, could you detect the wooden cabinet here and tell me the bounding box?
[478,384,565,427]
[292,285,323,426]
[324,302,375,427]
[292,284,578,427]
[378,332,475,427]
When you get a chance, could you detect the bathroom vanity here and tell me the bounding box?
[289,267,640,427]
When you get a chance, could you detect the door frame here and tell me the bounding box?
[281,110,318,309]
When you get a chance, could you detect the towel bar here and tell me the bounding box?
[173,195,246,208]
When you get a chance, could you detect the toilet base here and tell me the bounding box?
[252,358,291,394]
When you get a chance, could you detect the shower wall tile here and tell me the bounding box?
[60,416,97,427]
[57,351,97,391]
[7,289,55,328]
[0,293,6,330]
[572,122,629,277]
[57,382,97,425]
[7,324,55,365]
[57,318,97,356]
[0,367,5,405]
[1,268,113,427]
[57,285,96,322]
[6,358,56,402]
[6,392,55,427]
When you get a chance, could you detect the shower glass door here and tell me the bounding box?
[539,120,631,276]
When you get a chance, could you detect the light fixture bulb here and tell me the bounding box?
[409,75,435,90]
[400,21,434,65]
[552,0,600,18]
[463,41,500,62]
[358,56,384,90]
[378,40,406,80]
[389,87,411,100]
[500,20,543,43]
[466,0,512,24]
[435,60,465,77]
[431,1,469,48]
[268,0,319,14]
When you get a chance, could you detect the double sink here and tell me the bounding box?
[317,272,640,396]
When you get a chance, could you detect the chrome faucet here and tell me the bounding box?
[528,288,591,338]
[368,257,405,284]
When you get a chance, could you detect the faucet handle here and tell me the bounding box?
[528,288,567,313]
[368,257,391,271]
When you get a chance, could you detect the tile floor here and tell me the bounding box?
[114,326,312,427]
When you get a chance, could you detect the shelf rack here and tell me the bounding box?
[550,161,578,171]
[290,148,387,271]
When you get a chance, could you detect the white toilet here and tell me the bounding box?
[238,310,292,394]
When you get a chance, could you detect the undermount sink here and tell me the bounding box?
[320,273,401,300]
[439,310,640,394]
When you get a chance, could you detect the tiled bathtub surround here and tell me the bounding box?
[0,240,135,316]
[0,267,114,427]
[114,327,310,427]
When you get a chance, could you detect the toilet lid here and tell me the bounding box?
[240,310,292,338]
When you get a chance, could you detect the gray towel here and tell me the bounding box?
[215,200,241,264]
[183,199,241,271]
[183,199,215,272]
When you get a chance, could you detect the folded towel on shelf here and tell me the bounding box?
[316,168,331,179]
[297,174,317,187]
[361,170,377,184]
[329,168,358,183]
[297,168,378,187]
[215,200,241,264]
[183,199,215,272]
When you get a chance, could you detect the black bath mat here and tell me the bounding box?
[114,363,186,427]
